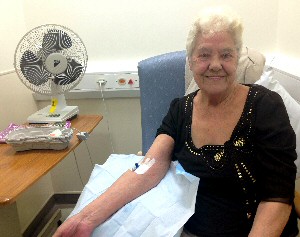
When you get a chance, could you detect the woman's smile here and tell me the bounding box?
[206,75,226,80]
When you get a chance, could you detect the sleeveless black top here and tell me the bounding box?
[156,85,298,237]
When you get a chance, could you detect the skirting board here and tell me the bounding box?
[23,193,80,237]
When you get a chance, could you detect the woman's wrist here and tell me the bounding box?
[68,211,99,235]
[79,207,103,230]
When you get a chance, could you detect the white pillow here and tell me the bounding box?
[255,67,300,178]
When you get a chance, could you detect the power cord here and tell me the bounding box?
[72,150,84,188]
[71,127,95,188]
[97,79,115,153]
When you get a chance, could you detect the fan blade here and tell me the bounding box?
[42,29,72,54]
[53,59,84,85]
[20,50,50,86]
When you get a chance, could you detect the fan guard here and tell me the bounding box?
[14,24,88,95]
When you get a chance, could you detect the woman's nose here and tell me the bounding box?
[209,56,222,71]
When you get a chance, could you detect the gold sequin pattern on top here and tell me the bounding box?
[234,138,245,147]
[184,87,259,219]
[214,150,224,161]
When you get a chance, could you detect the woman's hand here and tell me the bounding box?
[52,213,95,237]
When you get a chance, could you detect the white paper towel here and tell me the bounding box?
[69,154,199,237]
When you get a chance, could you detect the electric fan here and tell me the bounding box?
[14,24,88,123]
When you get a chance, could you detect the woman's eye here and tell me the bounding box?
[199,53,210,59]
[222,53,232,59]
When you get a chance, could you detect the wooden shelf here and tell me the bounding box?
[0,115,102,206]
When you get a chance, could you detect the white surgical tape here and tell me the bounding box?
[131,157,155,174]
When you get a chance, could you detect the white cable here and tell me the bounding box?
[72,150,84,188]
[70,127,94,189]
[84,140,95,168]
[97,80,115,153]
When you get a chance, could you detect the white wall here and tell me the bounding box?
[1,0,282,72]
[0,0,26,73]
[270,0,300,76]
[277,0,300,58]
[0,73,37,128]
[2,0,299,73]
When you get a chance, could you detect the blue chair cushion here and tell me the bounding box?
[138,51,186,154]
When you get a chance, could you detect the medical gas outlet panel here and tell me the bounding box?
[33,71,140,101]
[74,72,139,91]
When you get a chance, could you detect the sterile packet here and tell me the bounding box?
[0,123,24,143]
[5,125,73,151]
[0,121,71,144]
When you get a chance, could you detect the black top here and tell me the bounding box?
[156,84,298,237]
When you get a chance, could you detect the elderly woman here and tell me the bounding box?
[54,7,298,237]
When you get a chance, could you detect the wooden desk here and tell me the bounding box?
[0,114,102,206]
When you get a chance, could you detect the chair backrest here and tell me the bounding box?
[138,48,265,154]
[138,51,186,154]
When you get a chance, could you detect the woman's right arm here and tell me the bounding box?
[53,134,175,237]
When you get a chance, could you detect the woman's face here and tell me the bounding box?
[189,31,239,96]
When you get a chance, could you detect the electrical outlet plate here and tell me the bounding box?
[73,71,139,91]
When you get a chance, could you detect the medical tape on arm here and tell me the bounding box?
[131,157,155,174]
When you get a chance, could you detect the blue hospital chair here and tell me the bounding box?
[138,51,186,155]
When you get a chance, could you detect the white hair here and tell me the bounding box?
[186,6,244,58]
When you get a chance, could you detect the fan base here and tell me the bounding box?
[27,105,79,124]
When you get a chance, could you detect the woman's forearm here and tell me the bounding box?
[79,167,166,229]
[249,201,292,237]
[77,134,175,230]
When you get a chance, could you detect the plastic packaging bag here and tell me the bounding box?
[5,125,73,151]
[0,123,23,143]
